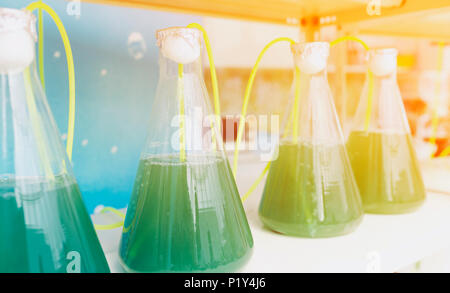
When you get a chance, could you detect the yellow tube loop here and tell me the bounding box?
[93,207,126,230]
[330,35,370,51]
[233,37,296,177]
[26,2,76,161]
[430,41,445,158]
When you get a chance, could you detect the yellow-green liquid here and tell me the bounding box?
[119,154,253,272]
[259,142,363,237]
[346,131,426,214]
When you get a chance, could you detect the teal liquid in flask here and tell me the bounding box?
[0,8,109,273]
[119,27,253,272]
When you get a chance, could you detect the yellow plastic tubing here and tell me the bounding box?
[94,207,126,231]
[232,37,296,202]
[236,36,370,203]
[232,37,296,178]
[26,1,76,162]
[178,63,186,162]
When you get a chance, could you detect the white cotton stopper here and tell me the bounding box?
[292,42,329,75]
[0,30,35,74]
[157,27,201,64]
[296,53,327,74]
[368,49,397,76]
[161,35,200,64]
[0,8,36,74]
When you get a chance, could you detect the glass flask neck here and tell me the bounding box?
[158,52,202,78]
[0,57,73,178]
[142,48,222,157]
[350,64,410,133]
[297,66,328,79]
[371,69,397,83]
[0,33,36,75]
[281,62,343,144]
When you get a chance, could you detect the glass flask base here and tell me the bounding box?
[258,143,364,238]
[363,199,425,214]
[119,247,253,273]
[119,154,253,273]
[259,213,363,238]
[347,131,427,215]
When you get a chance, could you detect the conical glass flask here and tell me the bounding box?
[0,8,109,273]
[259,42,363,238]
[119,27,253,273]
[346,48,426,214]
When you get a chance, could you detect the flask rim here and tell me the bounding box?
[156,27,201,47]
[369,47,398,56]
[291,42,330,57]
[0,8,36,41]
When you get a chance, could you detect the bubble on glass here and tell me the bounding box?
[100,69,108,76]
[61,133,67,141]
[53,51,61,58]
[81,139,88,147]
[127,32,147,60]
[110,146,118,154]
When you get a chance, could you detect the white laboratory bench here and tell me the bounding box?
[92,153,450,273]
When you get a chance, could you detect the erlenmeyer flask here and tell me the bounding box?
[259,42,363,237]
[0,8,109,273]
[119,27,253,272]
[346,48,426,214]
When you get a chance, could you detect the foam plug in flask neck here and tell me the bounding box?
[157,27,201,64]
[368,48,397,77]
[291,42,329,75]
[0,8,36,74]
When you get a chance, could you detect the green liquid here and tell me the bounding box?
[346,131,426,214]
[119,154,253,272]
[259,142,363,237]
[0,174,110,273]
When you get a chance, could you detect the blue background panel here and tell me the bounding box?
[2,0,201,212]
